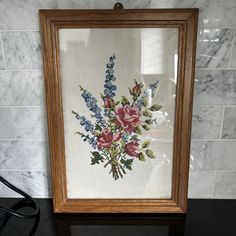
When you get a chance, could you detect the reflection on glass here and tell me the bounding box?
[55,215,185,236]
[59,28,179,199]
[71,225,169,236]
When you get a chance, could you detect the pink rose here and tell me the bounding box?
[125,141,139,157]
[115,105,141,133]
[97,128,121,149]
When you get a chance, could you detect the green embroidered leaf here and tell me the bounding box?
[120,165,126,174]
[114,101,120,106]
[142,141,150,149]
[146,149,156,158]
[110,146,120,158]
[94,124,102,131]
[143,110,152,118]
[130,135,139,141]
[121,96,130,106]
[145,119,153,125]
[94,131,101,137]
[134,126,142,135]
[142,124,150,131]
[138,152,145,162]
[100,93,105,99]
[75,131,84,136]
[121,158,133,171]
[149,104,162,111]
[142,98,148,107]
[91,152,104,165]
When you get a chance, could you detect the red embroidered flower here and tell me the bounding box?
[104,96,114,108]
[130,83,143,97]
[97,128,121,149]
[125,141,139,157]
[115,105,141,133]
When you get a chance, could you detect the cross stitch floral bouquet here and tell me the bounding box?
[72,54,162,180]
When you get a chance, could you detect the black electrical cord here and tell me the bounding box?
[0,199,40,236]
[0,175,40,219]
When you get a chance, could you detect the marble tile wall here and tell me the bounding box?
[0,0,236,199]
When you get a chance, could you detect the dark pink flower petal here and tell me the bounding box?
[125,141,139,157]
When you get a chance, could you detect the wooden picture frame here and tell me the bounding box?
[40,8,198,213]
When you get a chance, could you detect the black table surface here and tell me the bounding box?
[0,198,235,235]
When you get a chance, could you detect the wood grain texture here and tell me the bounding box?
[39,9,198,213]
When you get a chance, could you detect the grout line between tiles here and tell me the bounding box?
[198,26,236,30]
[211,170,217,198]
[193,105,236,108]
[190,170,236,173]
[228,28,235,68]
[195,68,236,70]
[34,0,39,29]
[35,0,39,10]
[219,107,225,139]
[0,32,7,70]
[19,171,24,191]
[191,138,236,141]
[0,138,48,141]
[192,139,236,142]
[0,170,47,172]
[0,69,42,72]
[0,195,27,198]
[10,107,16,139]
[0,105,46,108]
[0,29,39,32]
[21,170,48,172]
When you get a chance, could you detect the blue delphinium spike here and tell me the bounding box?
[88,136,97,149]
[135,80,159,111]
[104,54,117,98]
[79,88,106,126]
[144,80,159,98]
[72,111,94,133]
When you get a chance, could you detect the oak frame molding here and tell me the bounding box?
[39,8,198,213]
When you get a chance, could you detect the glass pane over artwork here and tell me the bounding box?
[59,28,179,199]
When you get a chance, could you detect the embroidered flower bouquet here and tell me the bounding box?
[72,54,162,180]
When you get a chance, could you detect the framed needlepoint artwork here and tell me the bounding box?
[39,7,198,213]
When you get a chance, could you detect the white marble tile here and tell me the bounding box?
[188,170,215,198]
[0,0,37,30]
[196,28,234,68]
[221,107,236,139]
[198,0,236,28]
[119,0,196,8]
[190,141,236,170]
[1,31,42,70]
[37,0,57,8]
[0,171,22,197]
[114,0,151,8]
[0,107,14,139]
[0,71,45,106]
[0,140,49,171]
[0,38,5,69]
[194,70,236,106]
[38,0,196,9]
[37,0,116,9]
[191,107,223,139]
[21,171,51,197]
[12,107,47,139]
[214,171,236,199]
